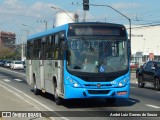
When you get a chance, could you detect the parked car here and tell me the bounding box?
[4,61,12,68]
[22,61,26,68]
[0,60,3,66]
[130,62,139,69]
[137,61,160,90]
[0,60,6,67]
[10,61,24,70]
[136,62,147,78]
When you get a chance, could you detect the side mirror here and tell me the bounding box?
[59,32,67,52]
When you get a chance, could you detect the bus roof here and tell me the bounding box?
[69,22,125,27]
[28,22,125,40]
[28,24,69,40]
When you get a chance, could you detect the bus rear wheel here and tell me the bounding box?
[54,82,63,105]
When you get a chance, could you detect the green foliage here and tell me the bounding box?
[0,46,20,60]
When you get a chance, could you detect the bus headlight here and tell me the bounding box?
[118,82,123,87]
[118,78,129,87]
[73,83,78,87]
[66,77,82,88]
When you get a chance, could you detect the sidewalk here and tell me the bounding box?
[0,84,49,120]
[0,85,39,111]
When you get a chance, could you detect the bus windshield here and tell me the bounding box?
[66,37,128,73]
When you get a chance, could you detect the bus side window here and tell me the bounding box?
[33,39,41,59]
[39,51,41,59]
[27,41,33,59]
[54,34,59,60]
[45,37,49,59]
[58,31,65,60]
[40,37,46,59]
[51,35,55,59]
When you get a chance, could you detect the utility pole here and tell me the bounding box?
[83,11,86,22]
[45,21,47,30]
[21,35,24,61]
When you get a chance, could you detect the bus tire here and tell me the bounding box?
[138,76,145,88]
[154,78,160,91]
[54,81,62,105]
[33,76,40,95]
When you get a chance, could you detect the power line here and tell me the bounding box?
[0,11,56,20]
[131,23,160,29]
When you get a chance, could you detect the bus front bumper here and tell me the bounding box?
[64,84,130,99]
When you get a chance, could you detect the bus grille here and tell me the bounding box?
[77,76,118,82]
[88,90,110,94]
[84,84,112,88]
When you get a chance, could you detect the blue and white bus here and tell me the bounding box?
[26,22,130,105]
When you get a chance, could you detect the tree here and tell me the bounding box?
[0,46,18,60]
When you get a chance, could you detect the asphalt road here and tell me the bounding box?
[0,67,160,120]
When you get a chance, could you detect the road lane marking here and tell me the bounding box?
[146,104,160,109]
[14,79,23,82]
[3,79,11,82]
[0,81,69,120]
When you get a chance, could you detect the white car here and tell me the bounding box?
[4,61,12,67]
[10,61,24,70]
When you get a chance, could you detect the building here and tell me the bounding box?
[129,25,160,63]
[0,31,16,52]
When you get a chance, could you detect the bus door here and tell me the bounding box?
[54,33,65,95]
[40,37,45,91]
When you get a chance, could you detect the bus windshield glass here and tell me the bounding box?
[66,37,128,73]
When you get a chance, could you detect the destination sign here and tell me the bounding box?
[68,24,127,37]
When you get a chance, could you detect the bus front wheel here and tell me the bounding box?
[54,82,63,105]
